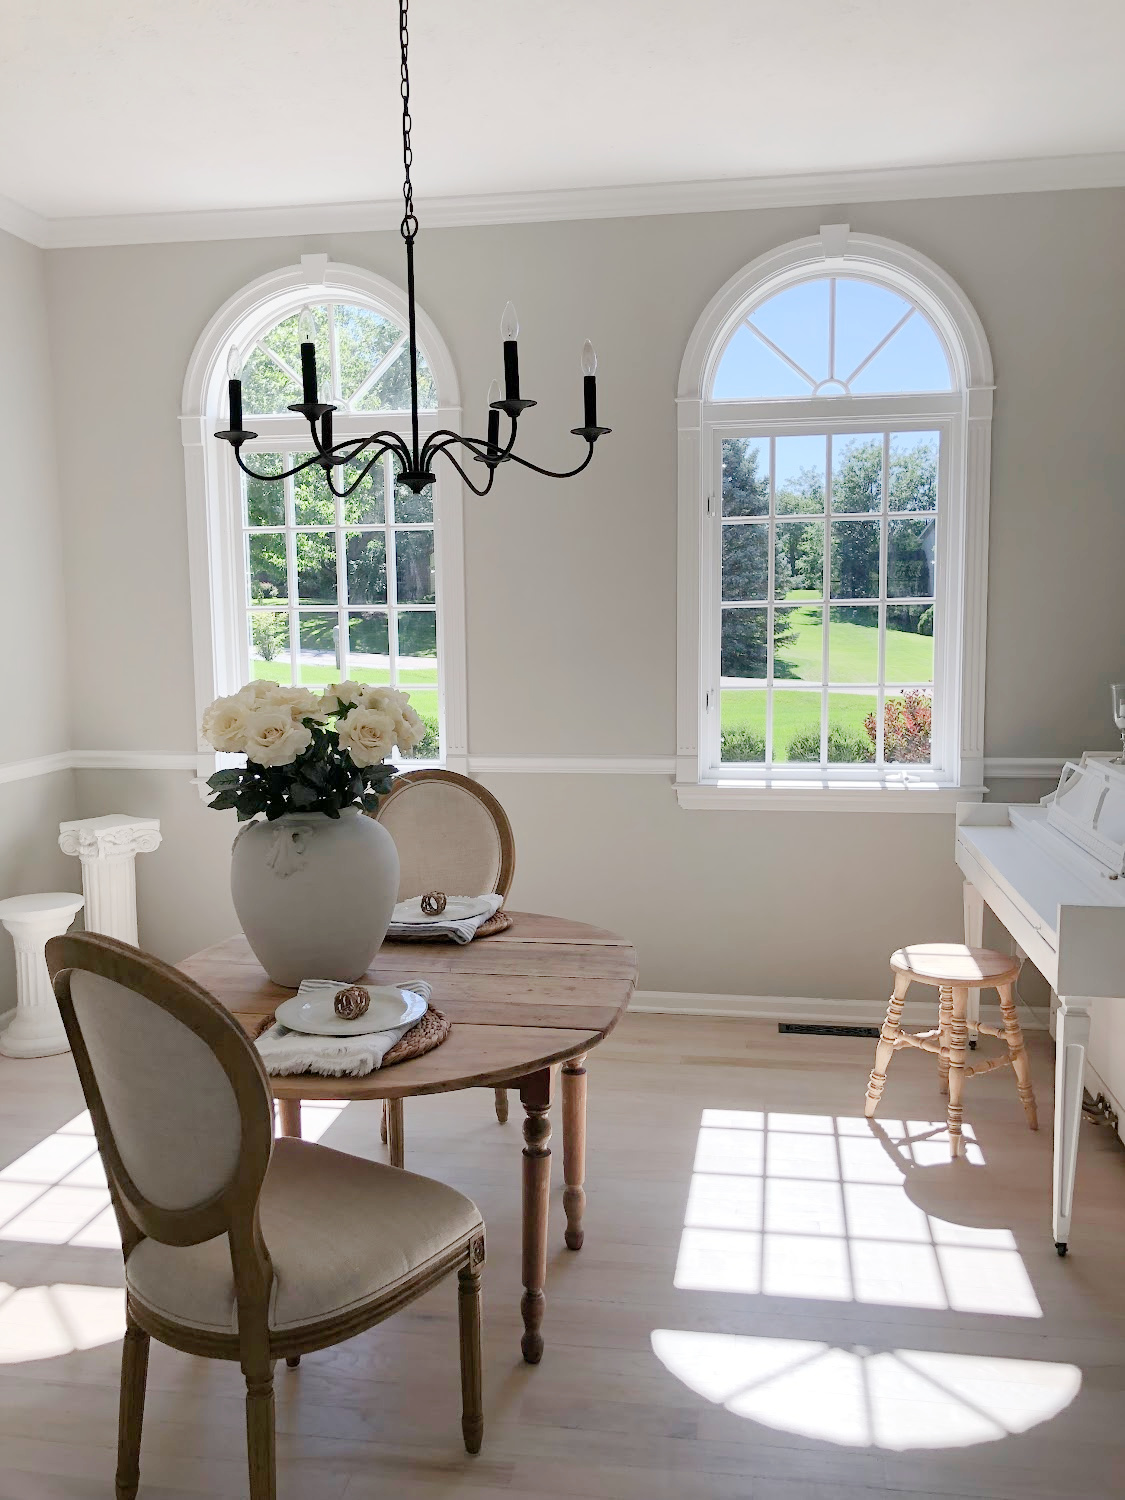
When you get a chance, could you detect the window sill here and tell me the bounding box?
[675,777,985,813]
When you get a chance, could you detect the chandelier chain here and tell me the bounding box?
[399,0,417,241]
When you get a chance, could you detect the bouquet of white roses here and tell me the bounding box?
[201,679,426,821]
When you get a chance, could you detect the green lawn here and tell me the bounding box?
[774,606,932,683]
[722,688,876,742]
[252,660,437,687]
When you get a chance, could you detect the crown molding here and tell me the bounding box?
[6,151,1125,251]
[0,193,50,247]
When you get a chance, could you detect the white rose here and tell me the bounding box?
[272,686,326,722]
[337,706,397,767]
[201,695,250,753]
[320,680,368,715]
[361,683,410,714]
[393,704,426,751]
[236,679,284,704]
[243,707,313,767]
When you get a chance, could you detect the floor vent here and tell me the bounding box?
[779,1023,880,1038]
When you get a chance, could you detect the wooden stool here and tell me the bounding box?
[864,943,1038,1158]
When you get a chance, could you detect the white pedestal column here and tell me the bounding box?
[58,815,161,945]
[0,893,85,1058]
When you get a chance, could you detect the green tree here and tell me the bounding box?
[720,439,794,676]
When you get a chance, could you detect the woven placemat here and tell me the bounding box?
[386,909,513,943]
[254,1004,451,1067]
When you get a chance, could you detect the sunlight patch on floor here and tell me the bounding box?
[650,1330,1080,1450]
[0,1281,126,1364]
[674,1111,1041,1317]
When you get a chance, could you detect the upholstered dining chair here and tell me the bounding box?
[46,931,486,1500]
[374,769,516,1157]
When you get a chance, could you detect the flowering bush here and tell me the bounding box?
[865,690,932,763]
[202,680,426,821]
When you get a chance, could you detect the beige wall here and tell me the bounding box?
[33,193,1125,1098]
[0,228,69,761]
[0,228,76,1012]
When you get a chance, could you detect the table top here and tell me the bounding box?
[178,912,636,1101]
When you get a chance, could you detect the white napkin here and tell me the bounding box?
[387,892,504,944]
[255,980,431,1077]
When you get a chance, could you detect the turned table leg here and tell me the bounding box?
[518,1068,553,1364]
[386,1098,405,1168]
[277,1099,301,1139]
[562,1054,587,1251]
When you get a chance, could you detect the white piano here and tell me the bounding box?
[957,754,1125,1253]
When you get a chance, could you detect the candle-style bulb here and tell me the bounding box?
[501,301,519,341]
[226,344,242,381]
[297,306,316,347]
[580,340,597,377]
[487,379,502,407]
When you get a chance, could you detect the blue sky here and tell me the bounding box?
[713,276,951,401]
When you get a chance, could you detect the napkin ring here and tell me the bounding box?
[334,985,370,1020]
[420,890,448,916]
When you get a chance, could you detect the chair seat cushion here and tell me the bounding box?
[126,1137,482,1336]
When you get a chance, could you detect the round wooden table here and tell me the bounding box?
[178,912,635,1363]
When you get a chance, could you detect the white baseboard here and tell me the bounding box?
[631,989,1047,1029]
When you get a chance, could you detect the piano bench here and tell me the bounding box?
[864,944,1038,1158]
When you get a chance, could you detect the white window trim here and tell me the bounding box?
[180,254,468,784]
[676,225,994,812]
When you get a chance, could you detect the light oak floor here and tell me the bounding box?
[1,1013,1124,1499]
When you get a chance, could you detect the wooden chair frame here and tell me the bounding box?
[375,768,517,1142]
[47,931,485,1500]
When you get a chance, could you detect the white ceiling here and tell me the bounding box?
[3,0,1125,240]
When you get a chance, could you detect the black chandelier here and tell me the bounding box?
[217,0,610,497]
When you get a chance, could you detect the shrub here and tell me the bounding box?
[720,726,765,762]
[785,728,821,761]
[865,691,932,763]
[784,725,874,763]
[404,711,440,760]
[251,613,286,662]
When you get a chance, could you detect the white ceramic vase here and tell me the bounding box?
[230,808,400,988]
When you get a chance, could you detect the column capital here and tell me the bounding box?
[59,814,162,861]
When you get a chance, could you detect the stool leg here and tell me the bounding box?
[865,972,910,1118]
[947,985,969,1158]
[938,984,953,1096]
[998,982,1038,1131]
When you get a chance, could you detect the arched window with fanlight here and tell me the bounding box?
[676,228,994,808]
[182,256,468,777]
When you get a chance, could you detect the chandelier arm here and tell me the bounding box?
[503,442,597,481]
[322,436,412,497]
[234,450,328,482]
[420,422,518,469]
[436,447,502,497]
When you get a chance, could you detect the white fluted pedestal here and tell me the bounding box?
[0,893,84,1058]
[58,815,161,944]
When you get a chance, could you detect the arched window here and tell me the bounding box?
[182,256,467,776]
[676,227,993,808]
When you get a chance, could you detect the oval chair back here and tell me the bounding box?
[46,931,274,1287]
[375,768,515,901]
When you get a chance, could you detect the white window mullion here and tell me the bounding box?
[877,431,889,766]
[334,456,348,681]
[284,468,299,687]
[765,436,776,765]
[820,434,830,767]
[385,453,399,689]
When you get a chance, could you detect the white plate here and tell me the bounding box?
[274,982,428,1038]
[393,895,495,925]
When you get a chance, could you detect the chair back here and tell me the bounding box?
[46,932,275,1255]
[376,769,515,901]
